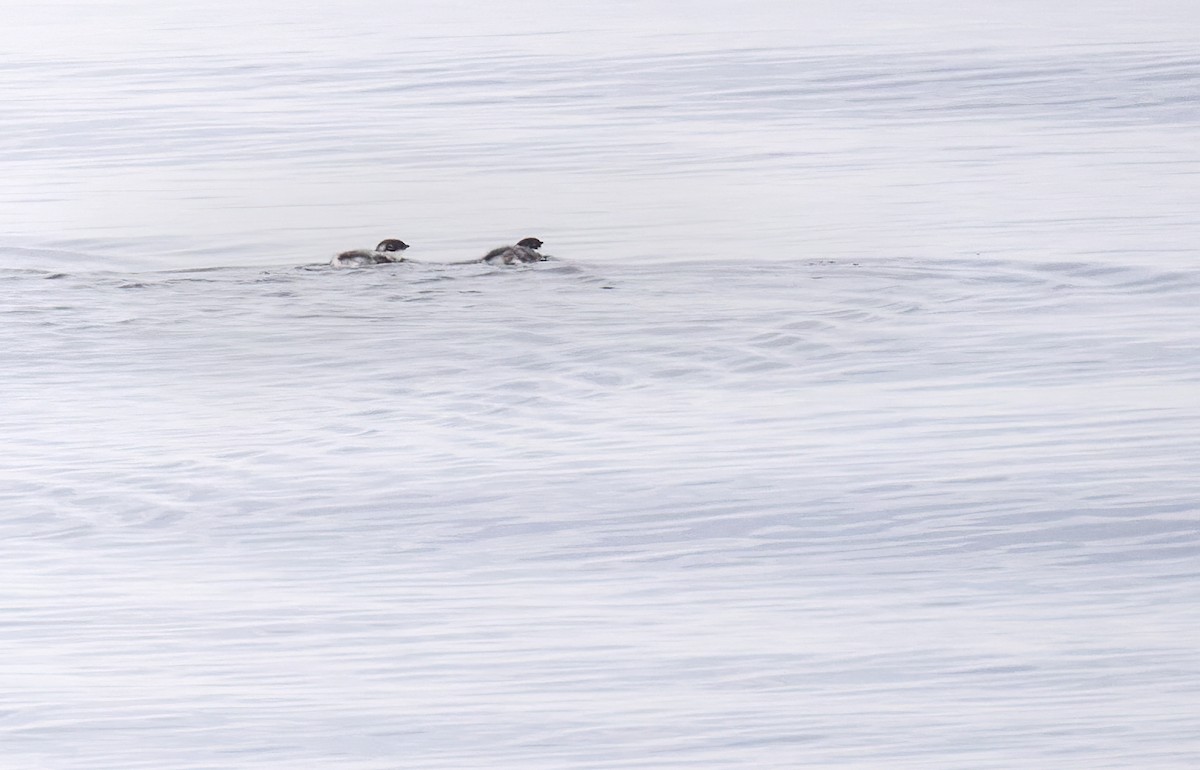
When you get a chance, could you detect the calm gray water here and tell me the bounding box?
[2,2,1199,768]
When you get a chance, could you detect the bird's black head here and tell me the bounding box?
[517,237,543,250]
[376,239,410,252]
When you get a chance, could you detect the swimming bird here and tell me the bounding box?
[331,238,409,267]
[481,237,546,265]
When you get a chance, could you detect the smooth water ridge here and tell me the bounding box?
[3,2,1199,768]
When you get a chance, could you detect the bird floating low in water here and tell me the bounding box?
[481,237,546,265]
[331,238,409,267]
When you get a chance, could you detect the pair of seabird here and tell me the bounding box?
[331,237,546,268]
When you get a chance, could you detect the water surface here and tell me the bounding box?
[2,2,1199,768]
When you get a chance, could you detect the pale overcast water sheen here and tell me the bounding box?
[2,2,1200,768]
